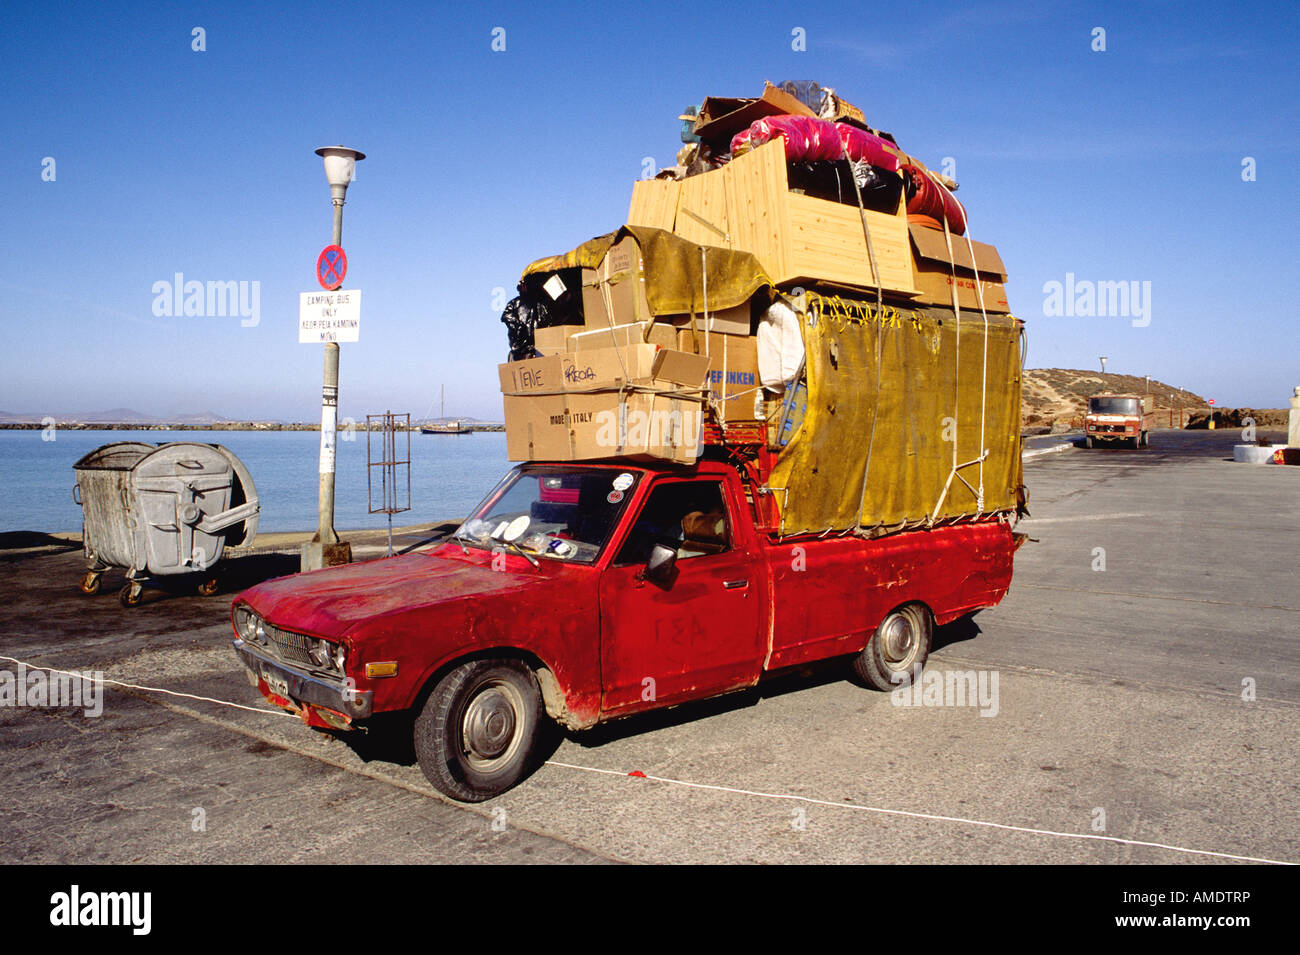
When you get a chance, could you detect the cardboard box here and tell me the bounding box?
[499,345,660,395]
[581,237,651,330]
[502,348,710,463]
[504,391,704,464]
[661,300,752,337]
[909,268,1011,313]
[532,325,582,355]
[694,82,819,149]
[675,330,763,422]
[571,320,686,352]
[907,224,1010,313]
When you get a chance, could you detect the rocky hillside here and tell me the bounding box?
[1023,369,1201,432]
[1022,369,1288,433]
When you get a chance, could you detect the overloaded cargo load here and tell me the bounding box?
[495,80,1024,537]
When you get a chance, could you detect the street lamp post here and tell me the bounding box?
[302,145,365,572]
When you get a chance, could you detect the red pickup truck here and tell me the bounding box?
[232,460,1016,801]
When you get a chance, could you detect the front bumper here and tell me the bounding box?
[234,638,373,721]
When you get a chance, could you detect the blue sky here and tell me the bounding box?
[2,0,1297,421]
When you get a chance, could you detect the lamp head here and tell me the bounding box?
[315,145,365,201]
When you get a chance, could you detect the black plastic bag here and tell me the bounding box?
[500,286,555,362]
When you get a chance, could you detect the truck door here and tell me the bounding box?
[598,477,763,714]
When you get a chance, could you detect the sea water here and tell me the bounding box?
[0,429,511,534]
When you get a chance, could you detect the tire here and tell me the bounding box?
[413,658,545,802]
[1131,435,1141,450]
[119,582,143,608]
[79,572,101,596]
[854,603,933,691]
[1085,436,1094,449]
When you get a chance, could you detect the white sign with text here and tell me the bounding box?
[299,289,361,343]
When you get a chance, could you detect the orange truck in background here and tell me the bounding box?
[1084,394,1155,449]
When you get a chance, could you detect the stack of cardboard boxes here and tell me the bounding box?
[500,234,765,464]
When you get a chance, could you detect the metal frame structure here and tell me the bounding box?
[366,412,411,556]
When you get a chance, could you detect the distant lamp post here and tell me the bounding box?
[1099,356,1108,374]
[302,145,366,572]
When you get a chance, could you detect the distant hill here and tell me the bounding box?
[1020,369,1293,432]
[0,409,231,425]
[1023,369,1207,429]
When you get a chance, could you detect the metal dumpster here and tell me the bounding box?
[73,442,260,606]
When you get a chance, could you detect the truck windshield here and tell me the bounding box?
[1089,397,1141,415]
[452,467,640,564]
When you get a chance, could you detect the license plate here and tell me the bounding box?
[261,666,290,698]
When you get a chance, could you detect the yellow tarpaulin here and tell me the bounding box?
[522,225,773,316]
[768,294,1023,535]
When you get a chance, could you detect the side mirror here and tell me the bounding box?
[641,544,678,586]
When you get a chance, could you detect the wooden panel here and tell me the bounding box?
[785,193,915,293]
[674,166,732,248]
[725,140,790,280]
[628,178,680,231]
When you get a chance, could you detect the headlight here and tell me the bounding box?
[309,639,330,668]
[254,621,267,645]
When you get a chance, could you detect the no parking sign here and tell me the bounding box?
[316,244,347,290]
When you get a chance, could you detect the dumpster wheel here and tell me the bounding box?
[196,576,220,597]
[79,571,103,596]
[119,581,144,608]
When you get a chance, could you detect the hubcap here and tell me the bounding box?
[462,682,521,763]
[881,613,916,665]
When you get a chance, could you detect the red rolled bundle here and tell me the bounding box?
[733,115,902,173]
[735,115,842,160]
[902,164,967,235]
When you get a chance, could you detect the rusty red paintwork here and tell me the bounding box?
[233,460,1015,730]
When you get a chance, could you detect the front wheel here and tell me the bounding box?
[854,603,933,691]
[1085,436,1094,449]
[413,659,545,802]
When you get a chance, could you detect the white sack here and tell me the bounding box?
[756,298,805,389]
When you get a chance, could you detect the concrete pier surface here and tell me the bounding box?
[1,428,1296,864]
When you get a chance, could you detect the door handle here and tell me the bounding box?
[723,579,748,590]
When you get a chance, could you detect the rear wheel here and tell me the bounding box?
[1085,436,1094,449]
[413,659,545,802]
[854,603,933,691]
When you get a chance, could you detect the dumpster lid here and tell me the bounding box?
[73,442,156,471]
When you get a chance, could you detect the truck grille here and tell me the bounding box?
[263,623,313,667]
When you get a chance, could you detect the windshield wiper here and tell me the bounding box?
[497,539,539,568]
[450,530,478,555]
